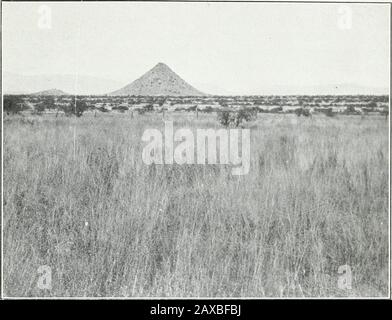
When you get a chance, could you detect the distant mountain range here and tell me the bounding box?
[109,63,205,96]
[3,67,388,96]
[247,84,389,96]
[3,72,123,95]
[33,89,69,96]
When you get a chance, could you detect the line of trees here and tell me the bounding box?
[3,95,389,119]
[3,95,91,117]
[3,96,29,115]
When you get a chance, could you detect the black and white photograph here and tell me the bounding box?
[1,0,390,301]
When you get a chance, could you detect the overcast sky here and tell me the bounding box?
[2,2,390,94]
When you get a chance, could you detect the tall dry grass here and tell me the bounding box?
[3,113,389,297]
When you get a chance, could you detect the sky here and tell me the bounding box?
[2,2,390,95]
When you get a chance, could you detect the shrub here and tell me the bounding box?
[112,106,129,113]
[97,106,109,113]
[143,104,154,112]
[62,99,88,117]
[344,105,358,115]
[362,107,373,113]
[325,107,334,117]
[316,107,335,117]
[158,98,166,107]
[3,96,28,115]
[217,110,232,127]
[294,108,311,117]
[234,108,257,126]
[294,108,310,117]
[203,106,214,113]
[33,96,57,115]
[34,102,46,115]
[137,108,146,115]
[269,106,283,113]
[217,108,257,127]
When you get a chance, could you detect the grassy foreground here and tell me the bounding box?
[3,113,389,297]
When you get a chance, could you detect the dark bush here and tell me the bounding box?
[344,105,358,115]
[294,108,311,117]
[217,110,232,127]
[34,103,46,115]
[294,108,302,116]
[217,108,257,127]
[325,107,334,117]
[112,105,129,112]
[235,108,257,126]
[3,95,28,115]
[203,106,214,113]
[97,106,109,113]
[269,106,283,113]
[137,108,146,115]
[62,99,88,117]
[143,104,154,112]
[188,105,197,111]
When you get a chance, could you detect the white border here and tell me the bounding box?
[1,0,391,300]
